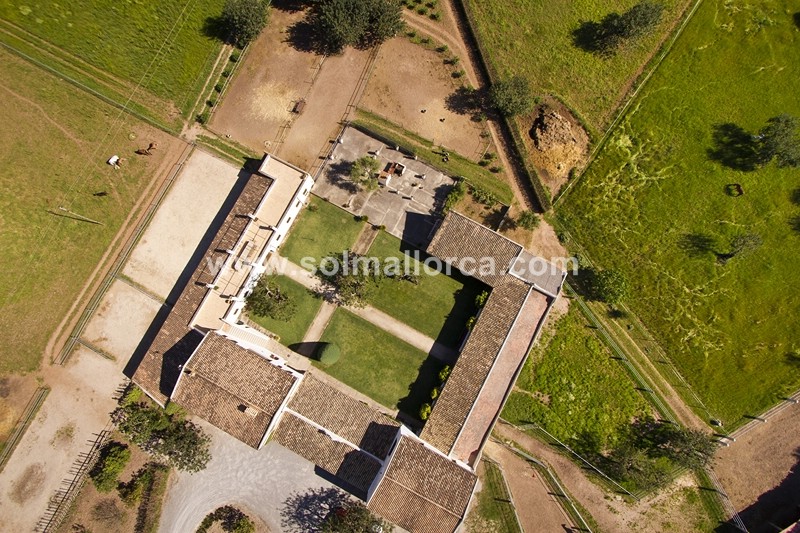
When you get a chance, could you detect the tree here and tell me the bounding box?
[112,401,211,473]
[489,76,533,117]
[89,441,131,492]
[617,1,665,40]
[317,343,341,365]
[245,276,297,321]
[349,156,380,191]
[573,1,664,56]
[591,269,630,305]
[516,210,540,230]
[310,0,403,54]
[717,233,762,264]
[322,250,383,306]
[222,0,270,47]
[759,114,800,168]
[322,501,388,533]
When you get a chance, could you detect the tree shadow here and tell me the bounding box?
[202,16,230,43]
[678,233,718,258]
[444,86,486,121]
[794,12,800,30]
[707,123,763,171]
[323,160,359,194]
[285,18,326,54]
[396,355,444,422]
[272,0,313,12]
[790,215,800,234]
[572,19,614,56]
[281,486,350,533]
[790,187,800,206]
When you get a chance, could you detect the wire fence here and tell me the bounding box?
[481,458,524,533]
[0,387,50,474]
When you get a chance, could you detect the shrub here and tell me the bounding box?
[438,365,451,383]
[430,387,440,400]
[92,498,125,526]
[591,269,630,305]
[452,70,464,79]
[214,83,224,93]
[221,69,232,78]
[197,505,255,533]
[443,179,465,212]
[466,316,476,330]
[90,441,131,493]
[317,343,341,365]
[416,6,428,15]
[474,290,488,308]
[307,202,319,212]
[196,111,210,124]
[516,210,540,230]
[469,185,499,206]
[489,165,502,173]
[430,12,441,20]
[117,463,167,506]
[419,403,432,420]
[435,45,448,53]
[229,50,241,62]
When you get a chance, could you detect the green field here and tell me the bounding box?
[366,232,485,349]
[317,309,440,417]
[502,308,651,449]
[247,276,322,346]
[0,0,225,121]
[472,461,522,533]
[280,196,365,270]
[559,0,800,425]
[463,0,690,133]
[0,48,176,373]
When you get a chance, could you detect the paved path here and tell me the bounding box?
[268,255,457,363]
[300,302,337,348]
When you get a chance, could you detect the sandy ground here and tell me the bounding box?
[0,346,124,532]
[279,47,372,171]
[715,404,800,530]
[81,279,162,360]
[360,37,488,161]
[482,441,577,532]
[209,8,319,153]
[0,374,39,444]
[158,421,341,533]
[123,149,240,299]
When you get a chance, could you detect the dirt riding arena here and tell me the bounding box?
[715,403,800,531]
[360,37,489,161]
[209,7,320,154]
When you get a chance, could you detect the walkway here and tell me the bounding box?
[267,255,458,363]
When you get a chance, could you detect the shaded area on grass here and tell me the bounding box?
[707,123,764,172]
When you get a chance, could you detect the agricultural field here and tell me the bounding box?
[0,0,226,123]
[365,232,485,349]
[317,309,440,418]
[558,0,800,425]
[0,48,181,375]
[502,308,651,450]
[463,0,691,134]
[246,276,322,347]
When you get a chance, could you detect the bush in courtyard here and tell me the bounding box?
[516,210,540,230]
[438,365,451,383]
[90,441,131,493]
[474,291,488,308]
[317,343,341,366]
[197,505,255,533]
[419,403,432,420]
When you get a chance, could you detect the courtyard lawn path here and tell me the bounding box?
[266,255,457,363]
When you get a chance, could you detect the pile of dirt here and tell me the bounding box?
[524,101,590,197]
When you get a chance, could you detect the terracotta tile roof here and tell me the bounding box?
[171,332,298,448]
[288,375,400,460]
[369,435,477,533]
[132,172,272,404]
[420,276,530,454]
[427,211,522,287]
[272,412,383,496]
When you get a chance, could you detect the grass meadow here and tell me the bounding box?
[366,232,485,349]
[463,0,691,134]
[317,309,439,418]
[502,308,651,449]
[0,0,225,121]
[559,0,800,425]
[0,49,176,373]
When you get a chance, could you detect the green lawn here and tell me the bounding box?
[246,276,322,346]
[280,196,365,270]
[502,308,651,450]
[366,232,485,349]
[558,0,800,425]
[0,49,175,373]
[317,309,440,417]
[463,0,690,134]
[0,0,225,119]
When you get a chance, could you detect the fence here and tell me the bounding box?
[35,427,112,532]
[0,387,50,474]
